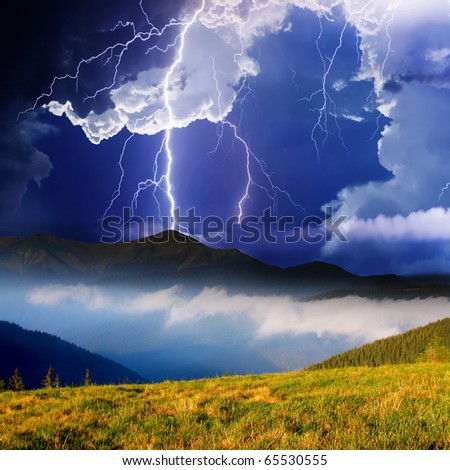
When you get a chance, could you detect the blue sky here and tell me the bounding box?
[2,0,450,275]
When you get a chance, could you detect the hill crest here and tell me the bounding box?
[308,318,450,370]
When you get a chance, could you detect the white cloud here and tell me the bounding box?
[324,80,450,221]
[426,47,450,64]
[166,287,450,343]
[27,284,109,310]
[339,207,450,242]
[26,284,181,314]
[44,101,124,145]
[341,113,365,122]
[42,0,350,144]
[43,0,450,147]
[332,79,347,91]
[45,1,450,146]
[121,286,181,314]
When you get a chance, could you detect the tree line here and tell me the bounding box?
[308,318,450,370]
[0,367,92,392]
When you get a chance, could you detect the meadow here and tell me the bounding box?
[1,363,449,450]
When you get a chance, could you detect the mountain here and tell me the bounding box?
[308,318,450,370]
[0,231,413,295]
[0,231,264,278]
[0,321,143,389]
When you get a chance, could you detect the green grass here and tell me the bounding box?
[0,363,449,450]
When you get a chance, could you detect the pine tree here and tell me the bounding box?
[83,368,91,386]
[0,376,5,392]
[417,335,450,363]
[41,366,54,389]
[53,374,61,388]
[8,368,25,391]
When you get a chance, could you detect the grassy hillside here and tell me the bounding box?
[0,363,448,450]
[308,318,450,370]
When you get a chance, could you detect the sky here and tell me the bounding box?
[2,0,450,275]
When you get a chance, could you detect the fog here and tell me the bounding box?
[1,282,448,380]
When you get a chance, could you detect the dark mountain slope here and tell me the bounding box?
[0,321,143,389]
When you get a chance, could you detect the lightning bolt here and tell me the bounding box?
[138,0,151,26]
[223,120,304,223]
[101,132,135,221]
[29,0,205,234]
[439,183,450,203]
[121,1,208,232]
[23,0,296,234]
[299,11,351,161]
[289,65,301,97]
[162,0,207,230]
[20,0,384,238]
[208,58,226,158]
[20,1,191,233]
[130,133,167,222]
[298,1,391,160]
[18,8,184,117]
[368,4,398,140]
[209,54,304,222]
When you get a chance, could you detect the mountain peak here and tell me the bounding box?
[139,229,201,245]
[26,232,60,240]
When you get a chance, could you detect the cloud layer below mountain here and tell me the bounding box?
[27,283,450,343]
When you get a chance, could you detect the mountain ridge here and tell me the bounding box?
[0,230,416,296]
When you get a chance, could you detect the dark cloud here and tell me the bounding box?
[383,73,415,93]
[383,78,403,93]
[0,118,53,219]
[384,71,450,94]
[2,0,186,117]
